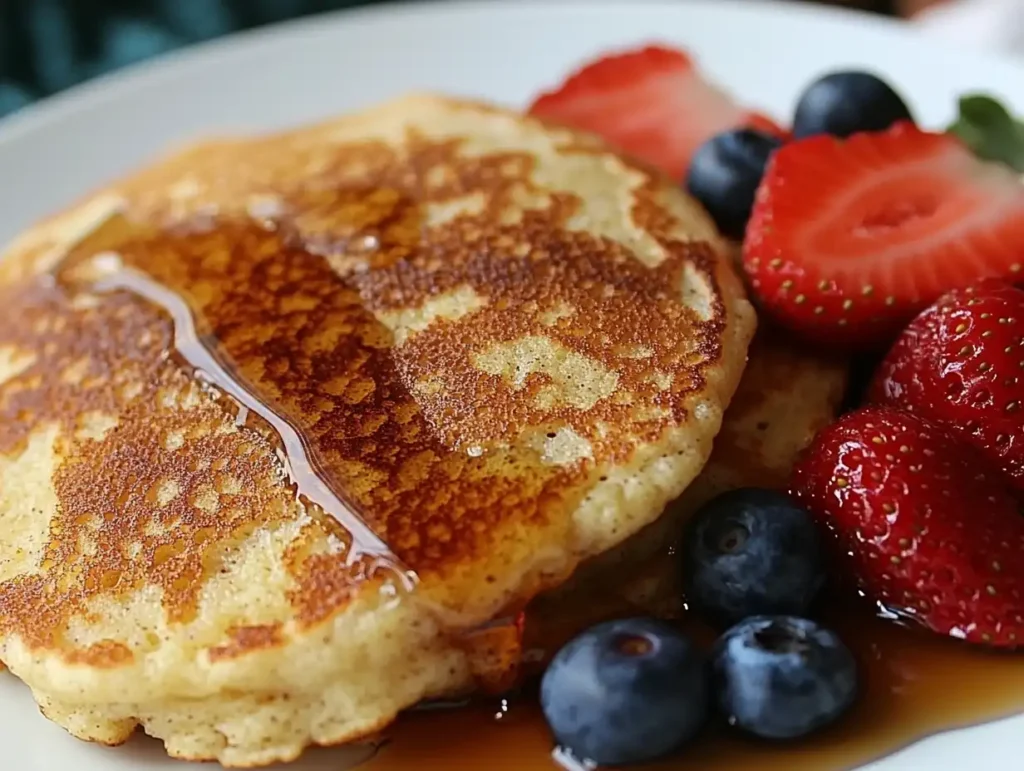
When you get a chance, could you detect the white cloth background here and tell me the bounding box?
[914,0,1024,55]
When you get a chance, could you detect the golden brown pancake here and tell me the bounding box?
[0,95,754,766]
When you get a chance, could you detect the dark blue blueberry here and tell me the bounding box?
[793,71,913,140]
[713,616,858,739]
[682,488,824,627]
[0,81,32,119]
[541,618,708,766]
[685,128,782,240]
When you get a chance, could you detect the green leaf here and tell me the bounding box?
[948,94,1024,172]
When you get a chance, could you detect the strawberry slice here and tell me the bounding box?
[870,281,1024,492]
[529,45,786,180]
[791,407,1024,648]
[743,122,1024,350]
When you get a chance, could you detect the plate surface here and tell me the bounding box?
[0,1,1022,768]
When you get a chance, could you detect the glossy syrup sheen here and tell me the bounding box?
[89,259,397,568]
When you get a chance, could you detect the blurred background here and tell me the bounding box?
[0,0,944,120]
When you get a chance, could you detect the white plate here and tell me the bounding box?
[0,1,1022,768]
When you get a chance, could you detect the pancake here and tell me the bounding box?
[0,95,755,766]
[524,327,849,659]
[676,325,849,504]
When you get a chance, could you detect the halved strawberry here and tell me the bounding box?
[743,122,1024,350]
[529,45,787,180]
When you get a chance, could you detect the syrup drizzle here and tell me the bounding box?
[55,236,410,583]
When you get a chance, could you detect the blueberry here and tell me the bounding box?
[793,71,913,139]
[685,128,782,240]
[682,488,825,627]
[712,616,858,739]
[541,617,708,766]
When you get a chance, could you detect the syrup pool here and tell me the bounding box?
[366,604,1024,770]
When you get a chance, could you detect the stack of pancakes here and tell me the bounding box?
[0,96,846,766]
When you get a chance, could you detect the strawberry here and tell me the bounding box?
[869,281,1024,492]
[790,407,1024,648]
[528,45,786,180]
[743,122,1024,350]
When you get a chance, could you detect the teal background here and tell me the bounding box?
[0,0,408,118]
[0,0,896,120]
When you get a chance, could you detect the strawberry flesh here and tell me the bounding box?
[744,122,1024,350]
[870,282,1024,492]
[529,45,784,180]
[791,407,1024,648]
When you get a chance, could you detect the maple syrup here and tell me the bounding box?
[92,262,396,568]
[56,219,397,563]
[364,602,1024,771]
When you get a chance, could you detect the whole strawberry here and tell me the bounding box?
[870,282,1024,493]
[791,407,1024,648]
[743,123,1024,350]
